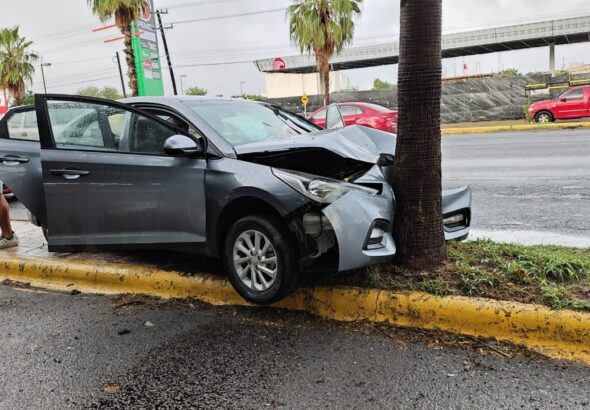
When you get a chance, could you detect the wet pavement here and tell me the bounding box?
[1,285,589,410]
[443,129,590,247]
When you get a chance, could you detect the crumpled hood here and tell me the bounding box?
[234,125,396,180]
[235,125,396,162]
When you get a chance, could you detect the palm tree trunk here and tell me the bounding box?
[123,27,139,97]
[316,53,330,106]
[322,64,330,106]
[389,0,446,269]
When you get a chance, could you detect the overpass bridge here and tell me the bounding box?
[254,15,590,74]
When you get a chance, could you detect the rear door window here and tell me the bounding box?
[339,105,364,116]
[6,109,39,141]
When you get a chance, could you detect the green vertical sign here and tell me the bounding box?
[131,0,164,96]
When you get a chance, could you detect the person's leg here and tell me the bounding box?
[0,190,18,249]
[0,193,12,238]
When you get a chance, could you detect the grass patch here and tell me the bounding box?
[316,240,590,312]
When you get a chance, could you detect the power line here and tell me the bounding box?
[162,0,239,10]
[33,75,120,92]
[170,7,287,25]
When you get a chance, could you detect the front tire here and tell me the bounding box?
[223,214,299,305]
[535,111,553,123]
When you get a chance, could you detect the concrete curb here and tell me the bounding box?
[442,121,590,135]
[1,255,589,364]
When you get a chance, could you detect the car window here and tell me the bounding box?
[186,101,314,146]
[311,108,327,120]
[562,89,584,101]
[6,109,39,141]
[141,107,205,141]
[46,100,180,155]
[339,105,363,116]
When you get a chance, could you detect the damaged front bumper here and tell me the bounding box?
[299,166,396,272]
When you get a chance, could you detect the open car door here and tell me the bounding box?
[0,106,46,225]
[34,94,208,252]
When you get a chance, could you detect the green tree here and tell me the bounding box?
[76,86,101,97]
[87,0,148,96]
[372,78,396,90]
[100,86,123,100]
[76,85,123,100]
[20,91,35,106]
[501,68,520,77]
[185,86,207,96]
[389,0,446,269]
[0,27,38,106]
[288,0,362,106]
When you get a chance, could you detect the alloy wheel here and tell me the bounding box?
[232,230,278,292]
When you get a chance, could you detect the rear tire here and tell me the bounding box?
[223,214,299,305]
[535,111,553,123]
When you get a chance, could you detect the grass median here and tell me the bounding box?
[317,240,590,312]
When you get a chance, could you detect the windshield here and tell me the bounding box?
[185,100,318,146]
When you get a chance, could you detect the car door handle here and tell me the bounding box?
[50,169,90,180]
[0,155,30,165]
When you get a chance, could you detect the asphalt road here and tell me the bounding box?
[1,285,589,410]
[442,129,590,246]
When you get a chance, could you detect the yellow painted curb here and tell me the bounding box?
[1,255,590,364]
[442,121,590,135]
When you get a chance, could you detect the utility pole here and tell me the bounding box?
[240,81,246,97]
[115,52,127,98]
[156,10,178,95]
[40,62,52,93]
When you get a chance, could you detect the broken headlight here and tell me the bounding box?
[273,169,378,204]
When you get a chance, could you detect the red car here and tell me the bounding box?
[529,85,590,123]
[309,102,398,133]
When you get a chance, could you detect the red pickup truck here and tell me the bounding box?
[529,85,590,123]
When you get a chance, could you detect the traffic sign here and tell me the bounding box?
[301,94,309,106]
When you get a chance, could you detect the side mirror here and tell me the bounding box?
[559,97,567,102]
[164,135,203,157]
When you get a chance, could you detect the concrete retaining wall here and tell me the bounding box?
[268,76,542,124]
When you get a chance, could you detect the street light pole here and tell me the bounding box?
[180,75,187,95]
[40,62,52,94]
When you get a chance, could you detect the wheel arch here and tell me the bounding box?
[209,195,287,258]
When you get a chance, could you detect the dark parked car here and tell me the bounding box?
[309,102,398,133]
[0,95,470,304]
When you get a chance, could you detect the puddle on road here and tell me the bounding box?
[470,229,590,248]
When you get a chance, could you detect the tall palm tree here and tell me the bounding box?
[0,27,38,106]
[87,0,148,96]
[288,0,362,106]
[389,0,446,269]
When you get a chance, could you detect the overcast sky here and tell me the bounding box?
[1,0,589,97]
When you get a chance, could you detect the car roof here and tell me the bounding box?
[120,95,251,105]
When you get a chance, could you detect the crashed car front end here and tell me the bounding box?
[233,124,471,273]
[274,165,396,271]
